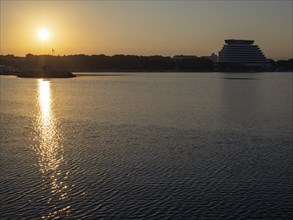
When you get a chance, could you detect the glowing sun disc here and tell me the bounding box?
[38,28,50,41]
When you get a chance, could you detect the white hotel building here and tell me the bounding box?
[218,39,269,67]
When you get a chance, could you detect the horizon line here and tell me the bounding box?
[1,53,292,61]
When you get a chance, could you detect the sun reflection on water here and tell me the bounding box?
[35,79,71,219]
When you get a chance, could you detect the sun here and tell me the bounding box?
[38,28,50,42]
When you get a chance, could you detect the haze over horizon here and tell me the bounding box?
[1,0,292,60]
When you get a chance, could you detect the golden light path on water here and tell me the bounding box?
[36,79,70,219]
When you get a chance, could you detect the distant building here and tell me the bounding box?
[173,55,197,62]
[202,53,218,63]
[218,39,269,67]
[173,55,214,71]
[0,65,18,75]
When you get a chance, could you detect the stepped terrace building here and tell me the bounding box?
[218,39,269,67]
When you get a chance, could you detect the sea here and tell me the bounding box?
[0,72,292,219]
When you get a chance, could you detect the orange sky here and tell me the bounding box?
[1,1,292,59]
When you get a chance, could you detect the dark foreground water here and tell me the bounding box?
[1,72,292,219]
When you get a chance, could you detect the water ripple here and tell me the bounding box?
[1,116,292,219]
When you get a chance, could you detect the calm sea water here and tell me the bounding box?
[0,72,292,219]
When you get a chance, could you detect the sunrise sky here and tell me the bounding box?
[1,0,292,60]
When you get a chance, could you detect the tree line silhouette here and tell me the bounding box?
[1,54,214,72]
